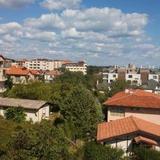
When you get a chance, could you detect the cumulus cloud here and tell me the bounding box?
[0,0,35,8]
[0,6,159,65]
[40,0,82,11]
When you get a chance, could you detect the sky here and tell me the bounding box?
[0,0,160,66]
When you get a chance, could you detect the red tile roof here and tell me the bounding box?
[134,136,159,146]
[5,66,40,76]
[97,116,160,142]
[45,70,61,76]
[104,89,160,109]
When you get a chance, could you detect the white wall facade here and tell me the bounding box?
[24,59,66,71]
[125,73,141,85]
[149,74,159,82]
[65,63,87,75]
[107,107,160,125]
[103,73,118,83]
[0,104,50,123]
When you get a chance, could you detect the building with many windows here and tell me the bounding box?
[62,61,87,75]
[23,59,71,71]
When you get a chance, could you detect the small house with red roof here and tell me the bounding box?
[97,116,160,153]
[5,66,41,84]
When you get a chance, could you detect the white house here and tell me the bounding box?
[125,73,141,85]
[103,73,118,83]
[149,74,159,82]
[0,97,50,123]
[63,61,87,75]
[97,116,160,154]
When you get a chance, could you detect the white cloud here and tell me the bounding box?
[0,7,160,65]
[0,0,35,8]
[40,0,82,11]
[0,22,22,34]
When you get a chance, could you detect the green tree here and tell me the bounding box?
[83,142,124,160]
[4,76,13,90]
[5,107,26,123]
[132,147,160,160]
[51,83,103,140]
[109,80,129,96]
[6,82,52,101]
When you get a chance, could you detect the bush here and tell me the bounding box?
[83,142,124,160]
[132,147,160,160]
[5,107,26,123]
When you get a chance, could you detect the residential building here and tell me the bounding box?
[102,64,160,86]
[62,61,87,75]
[149,74,159,82]
[140,68,150,84]
[97,89,160,153]
[103,73,118,83]
[104,89,160,125]
[44,70,61,82]
[5,66,40,84]
[125,73,141,85]
[0,97,50,122]
[0,55,14,92]
[23,59,71,71]
[97,116,160,153]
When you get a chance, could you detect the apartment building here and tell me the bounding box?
[125,73,141,85]
[103,72,118,83]
[103,64,160,86]
[62,61,87,75]
[23,59,71,71]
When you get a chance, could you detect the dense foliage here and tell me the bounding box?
[83,142,124,160]
[131,147,160,160]
[5,107,26,123]
[1,71,158,159]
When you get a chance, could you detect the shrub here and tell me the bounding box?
[5,107,26,123]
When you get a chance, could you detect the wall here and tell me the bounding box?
[0,105,50,123]
[105,136,133,155]
[108,107,160,125]
[37,104,50,121]
[125,73,141,85]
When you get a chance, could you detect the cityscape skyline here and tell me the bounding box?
[0,0,160,66]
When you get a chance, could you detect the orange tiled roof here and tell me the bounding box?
[5,66,40,76]
[97,116,160,142]
[104,89,160,109]
[134,136,159,146]
[45,70,61,76]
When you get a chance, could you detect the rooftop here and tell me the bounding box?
[5,66,40,76]
[97,116,160,142]
[0,97,47,110]
[104,89,160,109]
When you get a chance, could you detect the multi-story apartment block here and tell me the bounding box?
[23,59,71,71]
[103,64,160,86]
[125,73,141,85]
[62,61,87,75]
[103,73,118,83]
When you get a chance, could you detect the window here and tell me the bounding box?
[113,74,116,78]
[128,75,133,78]
[153,76,157,79]
[110,108,125,117]
[15,76,20,82]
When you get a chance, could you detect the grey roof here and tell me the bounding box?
[0,97,47,110]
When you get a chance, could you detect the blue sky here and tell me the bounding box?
[0,0,160,66]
